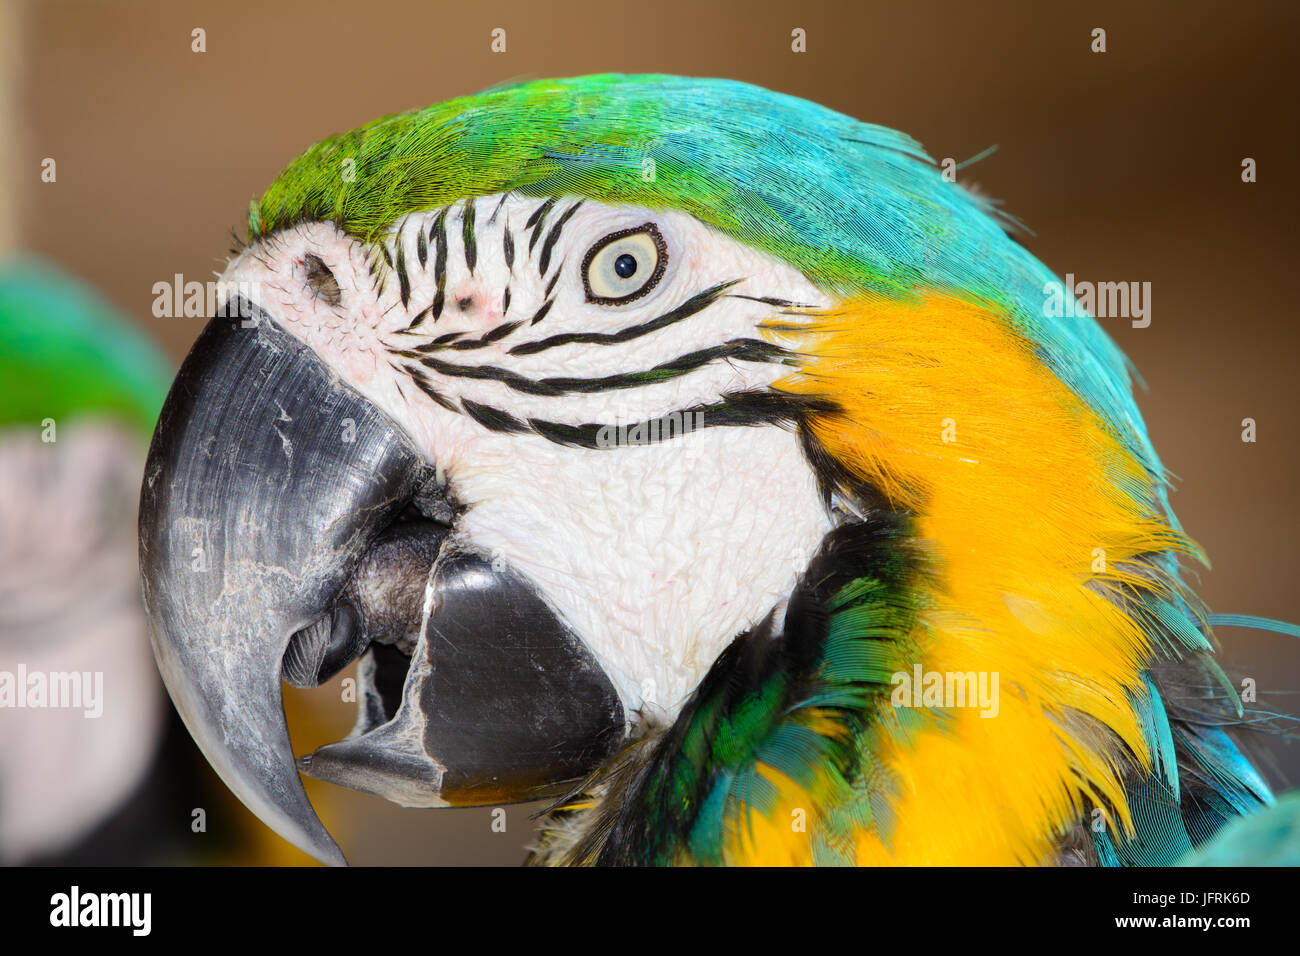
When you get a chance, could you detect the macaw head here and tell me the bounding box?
[142,75,1209,866]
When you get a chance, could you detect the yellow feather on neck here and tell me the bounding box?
[736,292,1204,865]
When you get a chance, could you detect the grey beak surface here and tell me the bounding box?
[139,301,429,866]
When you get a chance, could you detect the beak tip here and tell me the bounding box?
[271,792,349,867]
[314,841,349,868]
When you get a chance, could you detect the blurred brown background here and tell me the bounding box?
[7,0,1298,863]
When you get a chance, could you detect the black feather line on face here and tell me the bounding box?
[525,196,555,230]
[400,304,432,333]
[431,206,448,321]
[508,279,741,357]
[488,191,511,225]
[416,355,565,397]
[539,201,583,277]
[483,320,522,343]
[504,222,515,271]
[395,244,411,308]
[462,199,477,275]
[532,339,788,393]
[407,320,526,355]
[527,197,557,254]
[798,427,889,516]
[401,338,789,397]
[728,293,819,309]
[396,327,463,348]
[529,299,555,326]
[390,365,413,406]
[406,366,459,412]
[417,227,428,268]
[448,389,833,447]
[461,397,530,433]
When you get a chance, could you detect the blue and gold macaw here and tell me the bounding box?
[137,75,1296,866]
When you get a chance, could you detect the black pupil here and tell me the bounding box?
[614,253,638,279]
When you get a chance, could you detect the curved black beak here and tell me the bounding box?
[140,302,624,865]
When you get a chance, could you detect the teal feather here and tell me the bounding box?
[1208,614,1300,639]
[1099,670,1276,866]
[1136,673,1181,800]
[1180,791,1300,866]
[1109,777,1196,866]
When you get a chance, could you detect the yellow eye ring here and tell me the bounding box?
[582,223,668,305]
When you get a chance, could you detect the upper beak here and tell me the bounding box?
[139,301,625,865]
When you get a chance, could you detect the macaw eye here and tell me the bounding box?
[582,223,668,305]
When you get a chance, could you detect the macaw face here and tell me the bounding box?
[141,195,837,863]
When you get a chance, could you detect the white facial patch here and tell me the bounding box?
[217,196,836,713]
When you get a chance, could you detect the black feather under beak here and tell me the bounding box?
[139,301,624,865]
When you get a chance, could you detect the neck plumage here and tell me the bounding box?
[530,511,921,866]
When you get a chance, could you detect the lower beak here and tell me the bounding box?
[139,302,624,865]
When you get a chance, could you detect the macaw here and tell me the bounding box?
[0,257,178,863]
[139,74,1292,866]
[0,258,330,864]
